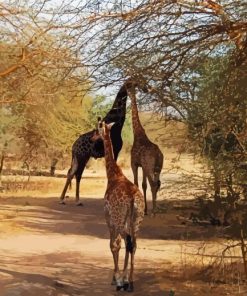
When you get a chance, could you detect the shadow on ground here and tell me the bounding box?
[0,251,240,296]
[0,196,244,295]
[0,196,218,240]
[0,251,166,296]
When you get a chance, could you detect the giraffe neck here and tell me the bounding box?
[103,129,123,181]
[129,90,147,138]
[104,84,128,125]
[111,84,128,110]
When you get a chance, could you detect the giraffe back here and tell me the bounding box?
[104,177,144,235]
[131,138,164,173]
[72,130,104,159]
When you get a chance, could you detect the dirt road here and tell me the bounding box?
[0,193,243,296]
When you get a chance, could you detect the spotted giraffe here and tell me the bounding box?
[127,84,164,215]
[98,120,144,292]
[60,81,129,205]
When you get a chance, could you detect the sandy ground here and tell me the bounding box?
[0,159,246,295]
[0,196,245,296]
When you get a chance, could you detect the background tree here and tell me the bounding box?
[76,0,246,109]
[187,54,247,201]
[1,1,94,174]
[74,0,246,198]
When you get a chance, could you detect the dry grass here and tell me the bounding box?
[0,173,107,198]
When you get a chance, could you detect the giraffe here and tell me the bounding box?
[127,84,164,215]
[97,120,144,292]
[59,82,129,205]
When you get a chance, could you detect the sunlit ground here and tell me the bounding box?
[0,154,246,295]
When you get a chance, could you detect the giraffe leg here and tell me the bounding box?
[75,157,89,206]
[147,175,158,215]
[142,171,148,215]
[60,157,78,204]
[105,214,117,285]
[75,166,84,206]
[110,233,122,289]
[122,235,130,290]
[131,162,138,187]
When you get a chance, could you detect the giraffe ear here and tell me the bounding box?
[106,122,115,130]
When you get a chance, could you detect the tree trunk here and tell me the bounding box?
[23,161,31,182]
[50,158,58,176]
[239,223,247,280]
[0,149,5,190]
[213,166,221,202]
[0,150,5,176]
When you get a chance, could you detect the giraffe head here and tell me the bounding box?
[90,116,105,142]
[97,120,116,163]
[97,118,115,140]
[124,77,149,93]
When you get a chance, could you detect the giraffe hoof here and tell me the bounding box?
[76,202,84,206]
[127,281,134,292]
[116,285,123,291]
[123,282,129,291]
[59,200,66,205]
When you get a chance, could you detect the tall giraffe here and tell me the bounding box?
[98,120,144,292]
[60,82,129,205]
[127,84,164,215]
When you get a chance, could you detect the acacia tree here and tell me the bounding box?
[74,0,246,109]
[73,0,247,182]
[187,54,247,197]
[2,1,246,107]
[74,0,247,192]
[0,1,94,174]
[0,0,90,106]
[16,91,93,173]
[1,0,246,172]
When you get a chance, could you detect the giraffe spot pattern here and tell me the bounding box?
[104,181,144,236]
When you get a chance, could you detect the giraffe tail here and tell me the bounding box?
[126,200,135,254]
[126,234,133,253]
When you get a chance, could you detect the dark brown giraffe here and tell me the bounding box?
[98,120,144,292]
[60,81,130,205]
[127,84,164,215]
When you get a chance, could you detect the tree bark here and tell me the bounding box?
[50,158,58,176]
